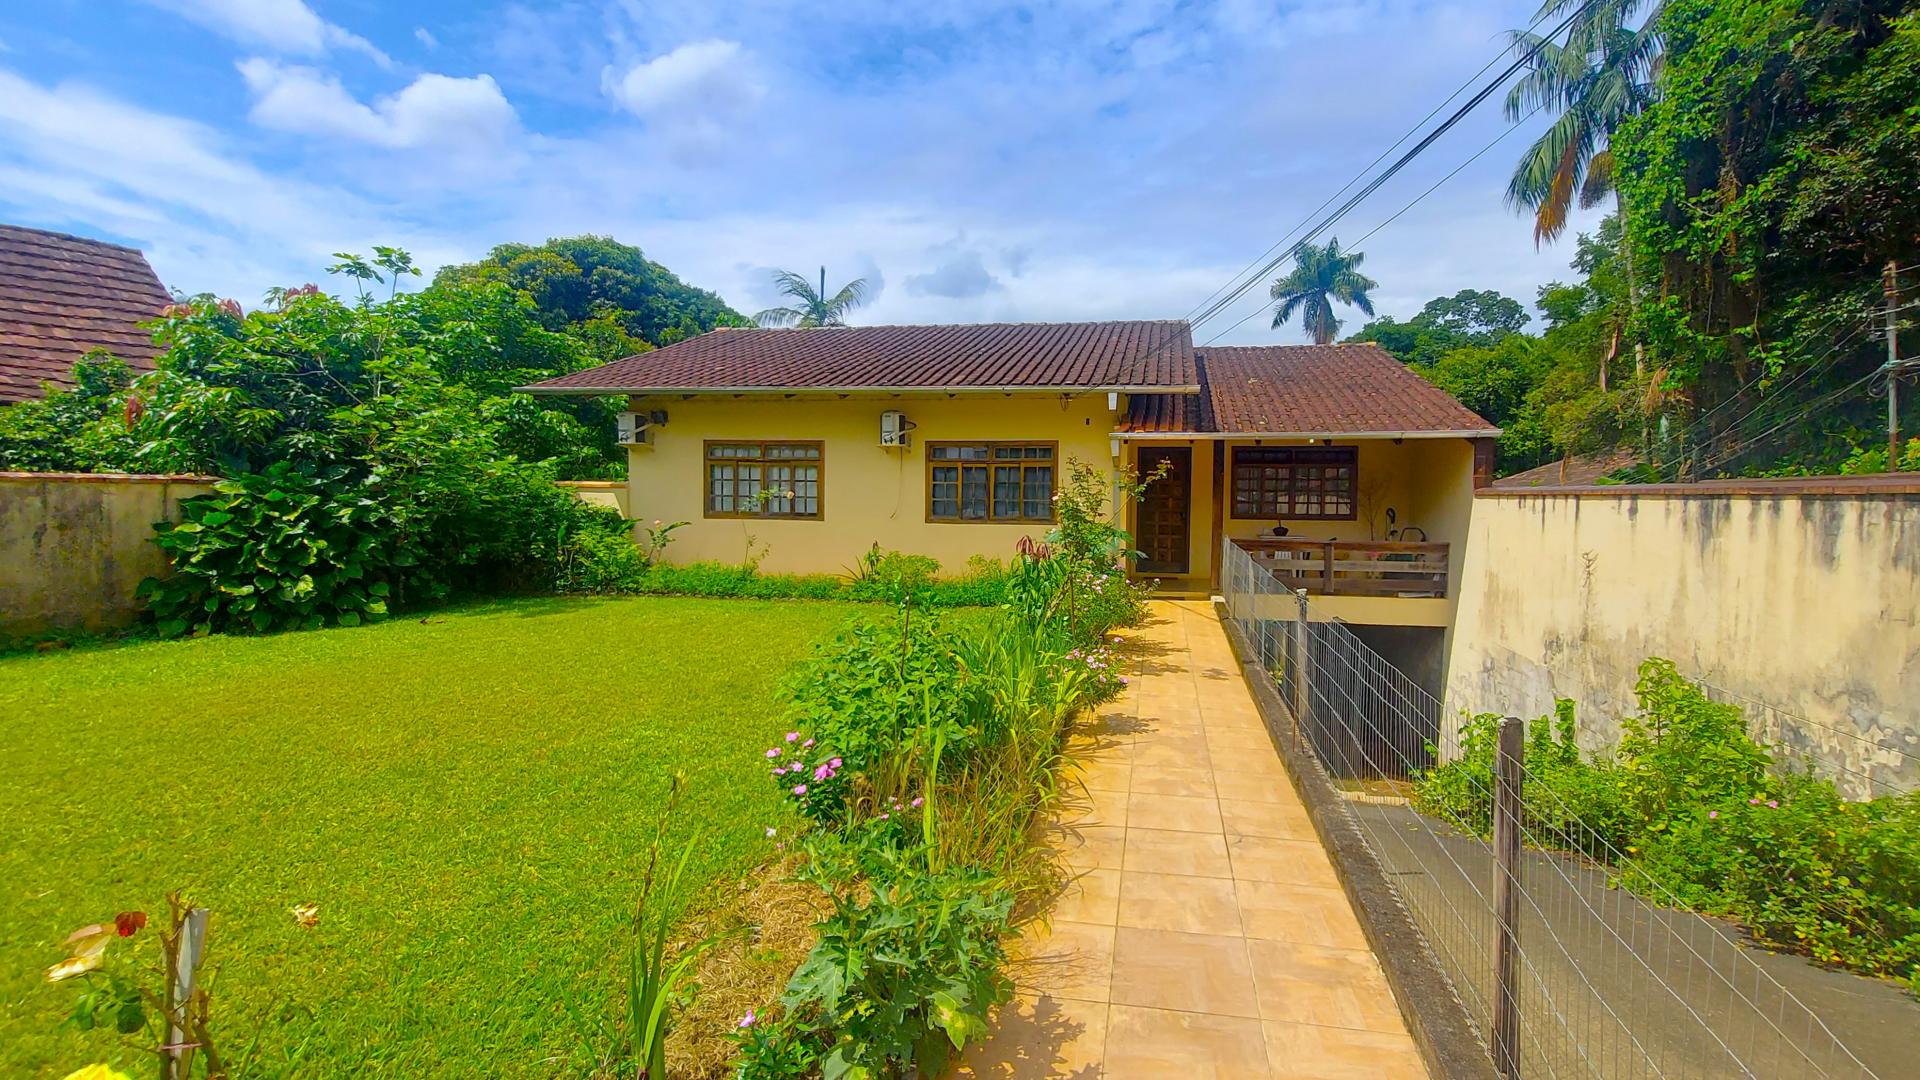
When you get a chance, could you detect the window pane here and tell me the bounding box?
[1023,466,1053,519]
[793,464,818,516]
[960,465,989,520]
[766,465,794,515]
[931,465,959,518]
[709,463,734,512]
[992,465,1022,518]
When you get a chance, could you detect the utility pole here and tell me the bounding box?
[1889,261,1903,464]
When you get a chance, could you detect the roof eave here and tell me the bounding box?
[516,383,1201,396]
[1111,428,1502,440]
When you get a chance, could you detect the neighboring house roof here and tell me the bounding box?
[0,224,171,404]
[1492,448,1641,488]
[1119,343,1499,437]
[520,320,1198,393]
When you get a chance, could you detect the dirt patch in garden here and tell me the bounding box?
[665,855,832,1078]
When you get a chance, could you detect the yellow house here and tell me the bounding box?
[524,320,1496,654]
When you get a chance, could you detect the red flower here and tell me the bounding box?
[114,911,147,938]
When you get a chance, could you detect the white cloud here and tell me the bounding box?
[907,244,1003,299]
[0,67,454,302]
[603,39,763,117]
[238,60,518,154]
[414,27,440,51]
[144,0,391,67]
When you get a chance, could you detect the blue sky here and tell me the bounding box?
[0,0,1602,344]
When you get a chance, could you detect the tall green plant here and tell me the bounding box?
[1269,238,1378,344]
[623,774,734,1079]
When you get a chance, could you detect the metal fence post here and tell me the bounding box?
[1290,589,1310,744]
[1492,716,1524,1078]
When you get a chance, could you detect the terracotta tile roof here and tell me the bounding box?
[0,225,171,404]
[521,320,1198,393]
[1119,343,1497,436]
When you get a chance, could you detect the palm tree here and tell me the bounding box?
[752,267,873,328]
[1504,0,1662,245]
[1506,0,1662,378]
[1269,238,1378,345]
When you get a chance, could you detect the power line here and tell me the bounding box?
[1202,102,1547,347]
[1179,8,1575,326]
[1182,0,1601,341]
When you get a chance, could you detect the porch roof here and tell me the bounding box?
[1116,343,1498,439]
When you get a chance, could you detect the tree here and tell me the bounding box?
[1348,289,1529,365]
[434,236,747,353]
[1504,0,1662,245]
[1268,238,1377,345]
[753,267,873,328]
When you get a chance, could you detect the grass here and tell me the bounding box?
[0,596,859,1077]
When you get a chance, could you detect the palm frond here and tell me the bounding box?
[1271,292,1307,329]
[1579,148,1616,209]
[754,306,805,328]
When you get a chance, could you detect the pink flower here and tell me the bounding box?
[739,1009,757,1028]
[765,748,780,759]
[792,784,807,796]
[910,796,924,808]
[1767,800,1778,808]
[1749,798,1761,805]
[878,813,890,821]
[1708,810,1719,820]
[785,732,800,743]
[803,738,815,748]
[814,764,832,781]
[830,757,843,768]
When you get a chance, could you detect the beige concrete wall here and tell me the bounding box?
[1,472,216,638]
[622,392,1120,576]
[1445,480,1920,794]
[558,480,630,517]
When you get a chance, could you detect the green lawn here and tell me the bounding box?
[0,596,857,1077]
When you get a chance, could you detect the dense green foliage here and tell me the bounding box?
[1415,659,1920,988]
[433,235,748,350]
[3,596,853,1076]
[1373,1,1919,478]
[733,472,1150,1078]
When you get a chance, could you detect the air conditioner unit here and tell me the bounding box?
[615,412,655,446]
[880,410,915,447]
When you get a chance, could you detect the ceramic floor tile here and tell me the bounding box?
[1219,799,1318,840]
[1128,765,1217,798]
[1126,791,1222,832]
[1123,826,1233,878]
[1245,939,1406,1034]
[1116,870,1243,935]
[1011,919,1116,1003]
[1228,835,1342,888]
[1109,927,1261,1018]
[1062,785,1130,828]
[1208,754,1291,782]
[1053,868,1122,925]
[1071,755,1133,793]
[1236,881,1369,949]
[954,993,1110,1079]
[1262,1020,1427,1079]
[1046,821,1127,871]
[1103,1004,1271,1080]
[1213,770,1293,804]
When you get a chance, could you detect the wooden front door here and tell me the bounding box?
[1135,447,1192,575]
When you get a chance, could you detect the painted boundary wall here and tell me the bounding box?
[0,472,216,639]
[1445,475,1920,795]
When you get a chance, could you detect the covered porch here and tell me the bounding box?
[1118,433,1480,625]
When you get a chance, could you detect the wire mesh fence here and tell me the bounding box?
[1220,539,1889,1079]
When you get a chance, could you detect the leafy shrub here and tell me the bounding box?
[1416,659,1920,988]
[845,545,940,602]
[568,556,1008,607]
[736,832,1012,1080]
[139,465,420,635]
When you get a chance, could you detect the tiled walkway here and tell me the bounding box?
[957,601,1428,1079]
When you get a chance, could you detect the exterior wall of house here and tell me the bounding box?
[1444,479,1920,796]
[0,471,216,638]
[1130,436,1476,619]
[622,392,1121,575]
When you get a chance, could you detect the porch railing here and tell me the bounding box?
[1230,537,1449,598]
